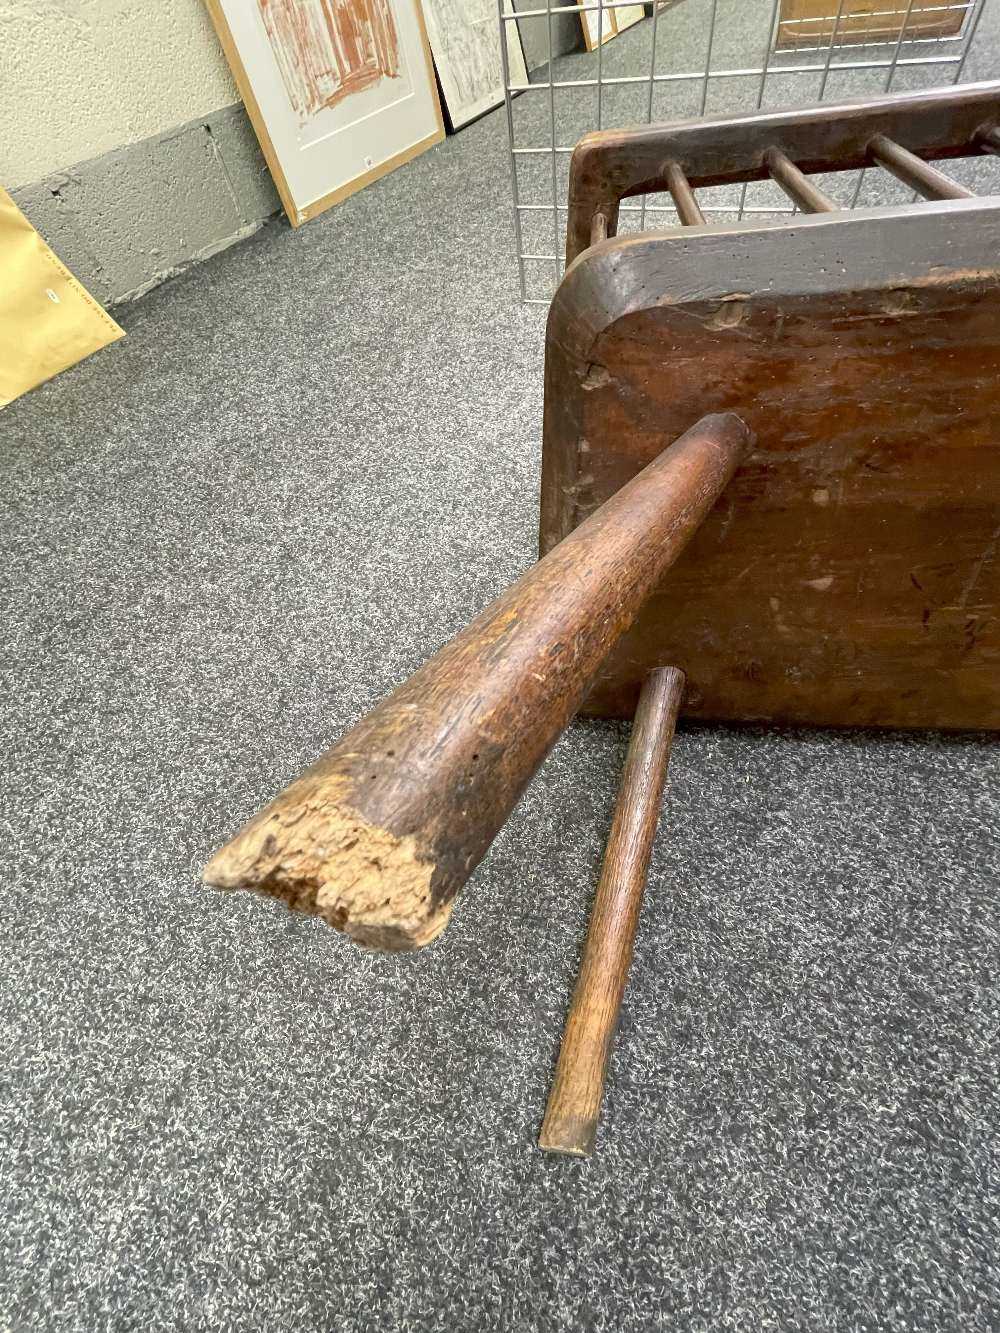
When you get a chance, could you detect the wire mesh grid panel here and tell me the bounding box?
[498,0,994,301]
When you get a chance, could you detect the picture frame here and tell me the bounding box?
[775,0,967,50]
[421,0,528,130]
[580,1,645,53]
[204,0,445,227]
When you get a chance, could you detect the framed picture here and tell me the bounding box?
[205,0,445,227]
[421,0,527,130]
[581,2,645,52]
[776,0,966,50]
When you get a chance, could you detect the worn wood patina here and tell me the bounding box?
[205,416,751,949]
[539,666,685,1157]
[543,198,1000,729]
[564,80,1000,262]
[204,82,1000,962]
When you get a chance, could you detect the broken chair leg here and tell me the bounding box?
[539,666,685,1157]
[203,414,750,951]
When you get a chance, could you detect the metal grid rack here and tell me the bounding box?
[498,0,991,302]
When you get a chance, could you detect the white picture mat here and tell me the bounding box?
[216,0,442,222]
[422,0,528,129]
[582,2,645,49]
[582,4,612,45]
[614,4,645,32]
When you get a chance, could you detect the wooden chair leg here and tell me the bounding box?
[539,666,684,1157]
[203,416,749,951]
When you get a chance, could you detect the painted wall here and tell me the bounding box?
[3,0,279,306]
[2,0,238,190]
[0,0,570,306]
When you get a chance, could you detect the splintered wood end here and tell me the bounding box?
[203,784,452,951]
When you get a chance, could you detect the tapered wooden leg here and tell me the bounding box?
[539,666,685,1157]
[204,416,750,951]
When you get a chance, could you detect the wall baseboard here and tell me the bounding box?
[12,103,281,308]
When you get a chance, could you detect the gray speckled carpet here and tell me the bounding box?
[3,9,1000,1329]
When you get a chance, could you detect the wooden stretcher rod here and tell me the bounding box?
[764,147,837,213]
[204,414,753,951]
[868,133,974,200]
[539,666,685,1157]
[565,82,1000,261]
[662,161,706,226]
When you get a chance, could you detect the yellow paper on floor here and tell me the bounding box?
[0,185,124,408]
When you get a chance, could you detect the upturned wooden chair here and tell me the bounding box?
[205,81,1000,1154]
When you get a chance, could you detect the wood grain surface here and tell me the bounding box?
[563,81,1000,262]
[542,199,1000,730]
[539,666,685,1157]
[205,415,751,950]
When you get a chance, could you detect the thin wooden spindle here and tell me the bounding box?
[539,666,685,1157]
[663,160,706,226]
[764,146,836,212]
[590,212,608,246]
[868,134,974,200]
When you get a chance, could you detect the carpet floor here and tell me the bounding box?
[2,6,999,1329]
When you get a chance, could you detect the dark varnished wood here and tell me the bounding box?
[539,666,685,1157]
[764,145,836,212]
[663,159,705,226]
[868,133,975,201]
[565,81,1000,261]
[543,199,1000,729]
[205,415,751,950]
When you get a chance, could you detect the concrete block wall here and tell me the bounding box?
[0,0,581,307]
[2,0,280,307]
[12,107,280,308]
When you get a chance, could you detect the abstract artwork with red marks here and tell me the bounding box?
[208,0,442,225]
[259,0,402,123]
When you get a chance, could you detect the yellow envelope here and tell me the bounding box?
[0,185,124,408]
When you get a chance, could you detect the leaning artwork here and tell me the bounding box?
[258,0,402,122]
[205,0,444,225]
[420,0,527,129]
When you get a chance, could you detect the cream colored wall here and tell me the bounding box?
[2,0,239,189]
